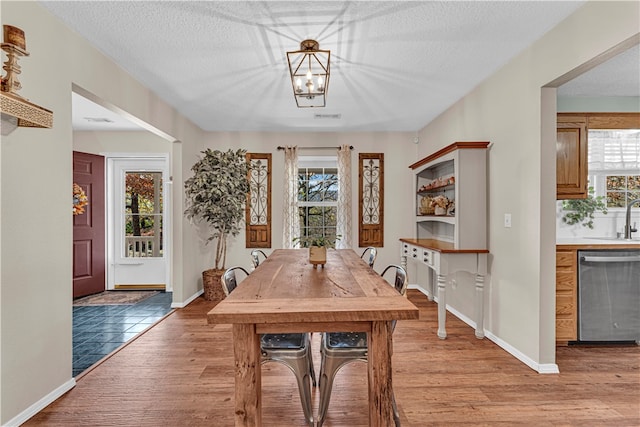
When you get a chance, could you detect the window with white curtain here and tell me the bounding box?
[297,156,338,242]
[588,129,640,209]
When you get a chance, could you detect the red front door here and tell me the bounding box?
[73,151,106,298]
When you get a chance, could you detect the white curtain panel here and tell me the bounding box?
[336,144,352,249]
[282,146,300,248]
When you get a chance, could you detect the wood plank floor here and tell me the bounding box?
[25,290,639,426]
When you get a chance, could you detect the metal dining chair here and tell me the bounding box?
[317,264,408,427]
[221,266,316,426]
[250,249,268,270]
[360,247,378,268]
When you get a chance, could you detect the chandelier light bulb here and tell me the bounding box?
[306,69,312,81]
[317,76,324,91]
[295,78,302,93]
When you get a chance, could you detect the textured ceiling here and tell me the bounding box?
[39,1,636,133]
[557,43,640,97]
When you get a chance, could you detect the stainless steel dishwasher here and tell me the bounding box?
[578,250,640,343]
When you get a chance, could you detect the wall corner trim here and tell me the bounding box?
[409,285,559,375]
[171,289,203,309]
[4,378,76,426]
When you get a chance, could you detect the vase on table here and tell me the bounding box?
[309,246,327,268]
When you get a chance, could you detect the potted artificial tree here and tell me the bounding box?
[184,148,250,300]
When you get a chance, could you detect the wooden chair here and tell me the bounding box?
[317,264,408,426]
[221,266,316,426]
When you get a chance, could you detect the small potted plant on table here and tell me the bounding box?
[294,234,340,268]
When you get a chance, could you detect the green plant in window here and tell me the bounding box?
[293,234,341,248]
[562,186,608,229]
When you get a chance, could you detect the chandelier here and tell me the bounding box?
[286,39,330,108]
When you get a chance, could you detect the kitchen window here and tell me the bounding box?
[588,128,640,209]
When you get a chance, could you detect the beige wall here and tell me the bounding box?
[0,2,204,424]
[416,1,639,367]
[199,132,417,274]
[1,0,639,424]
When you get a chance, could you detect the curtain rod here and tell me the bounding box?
[277,145,353,150]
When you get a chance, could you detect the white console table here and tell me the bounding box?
[400,238,488,339]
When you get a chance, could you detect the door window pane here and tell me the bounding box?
[124,172,163,257]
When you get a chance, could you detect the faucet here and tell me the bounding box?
[624,198,640,239]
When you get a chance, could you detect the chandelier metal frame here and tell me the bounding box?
[286,39,330,108]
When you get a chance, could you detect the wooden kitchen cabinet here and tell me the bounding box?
[557,115,587,200]
[556,112,640,200]
[556,248,578,344]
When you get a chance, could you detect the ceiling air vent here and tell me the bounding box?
[83,117,114,123]
[314,113,342,120]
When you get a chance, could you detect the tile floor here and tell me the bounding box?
[72,292,173,376]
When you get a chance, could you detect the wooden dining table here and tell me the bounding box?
[207,248,420,426]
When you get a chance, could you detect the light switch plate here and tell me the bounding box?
[504,213,512,228]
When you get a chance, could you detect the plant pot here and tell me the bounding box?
[309,246,327,268]
[202,268,226,301]
[434,206,446,216]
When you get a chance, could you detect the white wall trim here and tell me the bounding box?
[3,378,76,427]
[171,289,203,308]
[484,330,559,374]
[408,284,560,374]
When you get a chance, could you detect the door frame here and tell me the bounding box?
[105,153,172,292]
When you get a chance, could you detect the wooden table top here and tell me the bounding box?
[207,249,419,325]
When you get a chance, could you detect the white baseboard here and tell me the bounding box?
[171,289,203,308]
[408,283,432,299]
[484,330,559,374]
[3,378,76,427]
[408,284,559,375]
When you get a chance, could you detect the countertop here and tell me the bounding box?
[557,237,640,250]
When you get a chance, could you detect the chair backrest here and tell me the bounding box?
[360,247,377,268]
[381,264,408,333]
[221,266,250,296]
[380,264,408,296]
[250,249,268,270]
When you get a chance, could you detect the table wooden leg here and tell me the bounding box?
[368,321,395,427]
[232,323,261,427]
